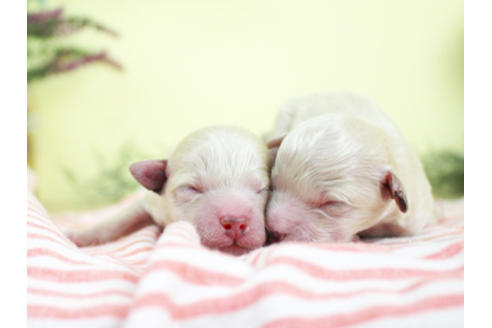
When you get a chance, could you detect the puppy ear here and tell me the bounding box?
[266,136,284,149]
[129,160,168,193]
[380,171,408,213]
[266,136,284,167]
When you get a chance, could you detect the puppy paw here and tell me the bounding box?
[64,229,102,247]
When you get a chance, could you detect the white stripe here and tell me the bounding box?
[359,307,464,328]
[130,267,462,304]
[262,243,463,271]
[28,279,136,294]
[28,317,123,328]
[127,281,461,328]
[28,293,132,309]
[123,308,172,328]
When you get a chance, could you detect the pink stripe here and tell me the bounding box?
[27,288,133,299]
[372,236,460,247]
[266,256,464,280]
[26,209,47,219]
[26,256,462,287]
[28,248,89,265]
[27,221,68,240]
[28,287,133,299]
[388,234,463,248]
[26,274,462,320]
[27,221,55,231]
[423,241,464,260]
[27,208,50,220]
[116,246,155,257]
[263,293,463,328]
[27,213,53,226]
[248,251,264,266]
[439,215,464,224]
[116,258,149,266]
[248,246,275,266]
[144,260,245,285]
[131,229,160,239]
[84,245,152,258]
[28,304,129,319]
[302,242,403,253]
[385,227,461,239]
[115,260,148,269]
[85,238,156,255]
[27,204,47,213]
[28,233,73,246]
[28,266,138,283]
[131,275,462,319]
[375,230,463,245]
[27,200,47,213]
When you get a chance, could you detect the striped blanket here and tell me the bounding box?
[27,192,464,328]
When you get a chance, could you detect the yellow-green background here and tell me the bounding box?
[28,0,463,211]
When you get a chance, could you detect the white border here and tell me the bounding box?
[464,0,492,326]
[1,1,483,327]
[0,0,27,326]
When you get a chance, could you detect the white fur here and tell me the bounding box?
[67,127,270,255]
[266,93,435,242]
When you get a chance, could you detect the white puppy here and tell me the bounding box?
[67,127,270,255]
[265,93,435,243]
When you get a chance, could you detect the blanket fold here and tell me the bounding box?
[27,193,463,328]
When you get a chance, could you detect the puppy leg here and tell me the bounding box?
[65,202,154,247]
[358,223,409,239]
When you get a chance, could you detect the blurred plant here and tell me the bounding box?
[62,142,147,207]
[27,2,122,169]
[423,151,464,199]
[27,7,122,82]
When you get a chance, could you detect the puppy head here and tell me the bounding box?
[266,115,407,243]
[131,127,270,255]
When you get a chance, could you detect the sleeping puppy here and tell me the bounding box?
[66,127,270,255]
[265,93,435,243]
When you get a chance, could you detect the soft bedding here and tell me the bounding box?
[27,191,463,328]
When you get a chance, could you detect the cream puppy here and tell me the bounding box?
[67,127,270,255]
[265,93,435,243]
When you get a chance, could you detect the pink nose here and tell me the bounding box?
[220,216,249,240]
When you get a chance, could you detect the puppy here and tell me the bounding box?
[265,93,435,243]
[66,127,270,255]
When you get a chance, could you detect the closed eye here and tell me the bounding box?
[174,184,204,203]
[319,200,351,217]
[257,187,269,194]
[181,185,203,194]
[320,200,345,207]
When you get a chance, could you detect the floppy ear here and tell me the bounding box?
[129,160,168,193]
[266,136,285,167]
[380,171,408,213]
[266,136,284,149]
